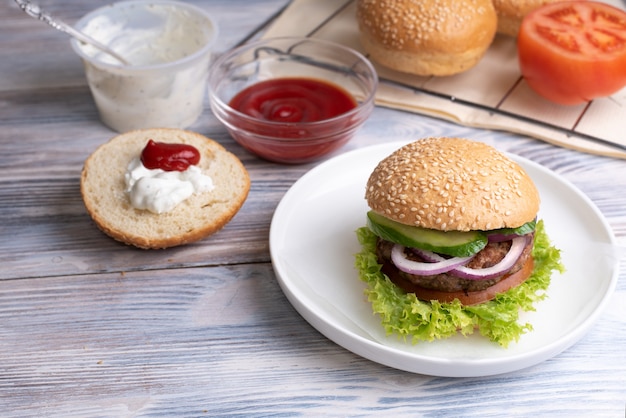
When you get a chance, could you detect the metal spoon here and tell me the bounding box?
[14,0,130,66]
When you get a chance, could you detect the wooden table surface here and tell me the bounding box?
[2,0,625,416]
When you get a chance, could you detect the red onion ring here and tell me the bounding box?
[391,235,530,280]
[391,244,473,275]
[451,235,529,280]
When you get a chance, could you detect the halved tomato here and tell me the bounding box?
[518,1,626,105]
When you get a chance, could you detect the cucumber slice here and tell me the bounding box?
[488,219,537,236]
[366,211,487,257]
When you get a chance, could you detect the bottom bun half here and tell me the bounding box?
[81,128,250,249]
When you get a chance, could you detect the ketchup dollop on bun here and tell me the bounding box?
[356,137,563,347]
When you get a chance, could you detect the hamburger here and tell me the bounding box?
[355,137,563,347]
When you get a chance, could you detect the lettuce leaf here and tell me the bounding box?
[354,220,564,348]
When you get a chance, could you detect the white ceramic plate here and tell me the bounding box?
[269,142,619,377]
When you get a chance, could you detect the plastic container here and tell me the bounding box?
[71,0,217,132]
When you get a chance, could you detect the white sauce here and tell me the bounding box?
[79,6,210,66]
[73,3,216,132]
[124,158,214,214]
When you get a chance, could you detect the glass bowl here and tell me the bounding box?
[208,37,378,164]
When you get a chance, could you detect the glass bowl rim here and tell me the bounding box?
[208,36,379,129]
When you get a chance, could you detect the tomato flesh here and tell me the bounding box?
[518,1,626,105]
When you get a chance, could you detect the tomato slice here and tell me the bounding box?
[518,1,626,105]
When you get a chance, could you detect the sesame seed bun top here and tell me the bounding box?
[356,0,497,76]
[493,0,569,37]
[365,137,540,231]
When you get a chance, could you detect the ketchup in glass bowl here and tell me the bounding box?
[208,37,378,164]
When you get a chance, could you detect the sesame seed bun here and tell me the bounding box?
[493,0,569,37]
[356,0,497,76]
[81,128,250,249]
[365,137,539,231]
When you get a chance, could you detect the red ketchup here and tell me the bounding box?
[229,77,357,123]
[140,139,200,171]
[227,77,358,163]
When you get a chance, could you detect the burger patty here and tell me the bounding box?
[376,234,534,293]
